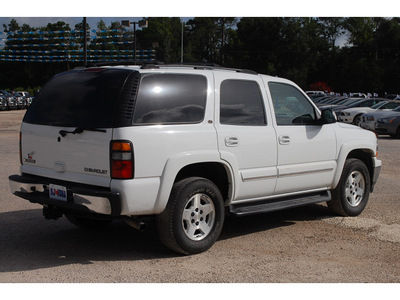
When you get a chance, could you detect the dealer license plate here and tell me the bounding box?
[49,184,67,201]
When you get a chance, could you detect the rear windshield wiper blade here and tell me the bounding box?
[59,127,107,137]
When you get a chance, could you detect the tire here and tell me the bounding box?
[65,214,112,229]
[157,177,225,255]
[328,158,370,216]
[395,127,400,139]
[353,114,362,126]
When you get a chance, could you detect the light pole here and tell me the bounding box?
[121,19,148,64]
[181,19,184,63]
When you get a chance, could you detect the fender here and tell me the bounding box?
[332,140,377,189]
[153,150,235,214]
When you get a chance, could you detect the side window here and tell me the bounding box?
[220,79,266,125]
[269,82,316,125]
[133,74,207,125]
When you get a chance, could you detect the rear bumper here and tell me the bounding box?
[9,174,121,216]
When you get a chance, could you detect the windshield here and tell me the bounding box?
[371,102,387,109]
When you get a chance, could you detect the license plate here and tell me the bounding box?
[49,184,67,201]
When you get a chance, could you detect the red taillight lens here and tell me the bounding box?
[110,140,134,179]
[112,161,133,179]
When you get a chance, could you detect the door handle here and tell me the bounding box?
[225,136,239,147]
[279,135,290,145]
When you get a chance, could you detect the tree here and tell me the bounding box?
[136,17,182,63]
[319,17,346,52]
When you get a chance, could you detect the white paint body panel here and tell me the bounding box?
[18,67,381,216]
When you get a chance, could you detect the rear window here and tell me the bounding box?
[133,74,207,124]
[23,68,137,128]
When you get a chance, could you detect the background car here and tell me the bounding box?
[360,105,400,131]
[333,98,387,114]
[375,113,400,138]
[338,100,400,125]
[0,96,8,111]
[12,91,26,109]
[0,90,17,110]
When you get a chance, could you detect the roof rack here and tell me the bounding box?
[87,60,162,68]
[85,61,258,75]
[141,63,258,75]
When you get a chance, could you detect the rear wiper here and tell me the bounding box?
[59,127,107,137]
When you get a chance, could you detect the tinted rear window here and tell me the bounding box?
[23,68,136,128]
[133,74,207,124]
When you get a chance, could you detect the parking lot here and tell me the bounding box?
[0,110,399,283]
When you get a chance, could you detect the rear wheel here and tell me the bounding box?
[157,177,225,255]
[328,159,370,216]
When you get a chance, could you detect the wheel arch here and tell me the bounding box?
[175,162,232,204]
[333,147,376,191]
[153,152,234,214]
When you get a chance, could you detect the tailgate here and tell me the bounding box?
[21,123,112,187]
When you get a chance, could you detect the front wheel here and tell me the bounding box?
[328,159,370,216]
[157,177,225,255]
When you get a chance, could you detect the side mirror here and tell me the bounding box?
[320,109,337,124]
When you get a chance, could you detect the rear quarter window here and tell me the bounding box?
[133,74,207,125]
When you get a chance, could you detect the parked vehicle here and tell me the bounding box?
[0,90,17,110]
[17,91,34,107]
[360,106,400,131]
[306,91,326,97]
[315,96,350,108]
[318,97,363,110]
[0,96,8,111]
[12,91,27,109]
[349,92,367,98]
[333,98,387,114]
[384,94,400,100]
[375,112,400,138]
[9,64,381,255]
[338,100,400,125]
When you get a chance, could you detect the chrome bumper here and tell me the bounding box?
[9,174,121,216]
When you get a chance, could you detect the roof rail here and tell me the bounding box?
[141,63,258,74]
[87,60,161,68]
[84,61,258,75]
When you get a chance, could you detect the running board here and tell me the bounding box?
[229,191,331,217]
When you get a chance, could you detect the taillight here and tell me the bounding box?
[110,140,134,179]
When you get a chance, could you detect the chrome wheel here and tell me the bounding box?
[157,177,224,254]
[345,170,365,207]
[182,193,215,241]
[328,159,370,217]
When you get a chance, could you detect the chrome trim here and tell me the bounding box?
[278,167,334,178]
[73,194,112,215]
[9,181,112,215]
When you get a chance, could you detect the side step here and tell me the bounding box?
[229,191,331,217]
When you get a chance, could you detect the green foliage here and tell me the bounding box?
[1,17,400,94]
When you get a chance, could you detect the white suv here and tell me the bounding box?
[9,64,381,254]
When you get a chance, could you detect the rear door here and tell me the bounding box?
[20,68,139,187]
[214,72,278,201]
